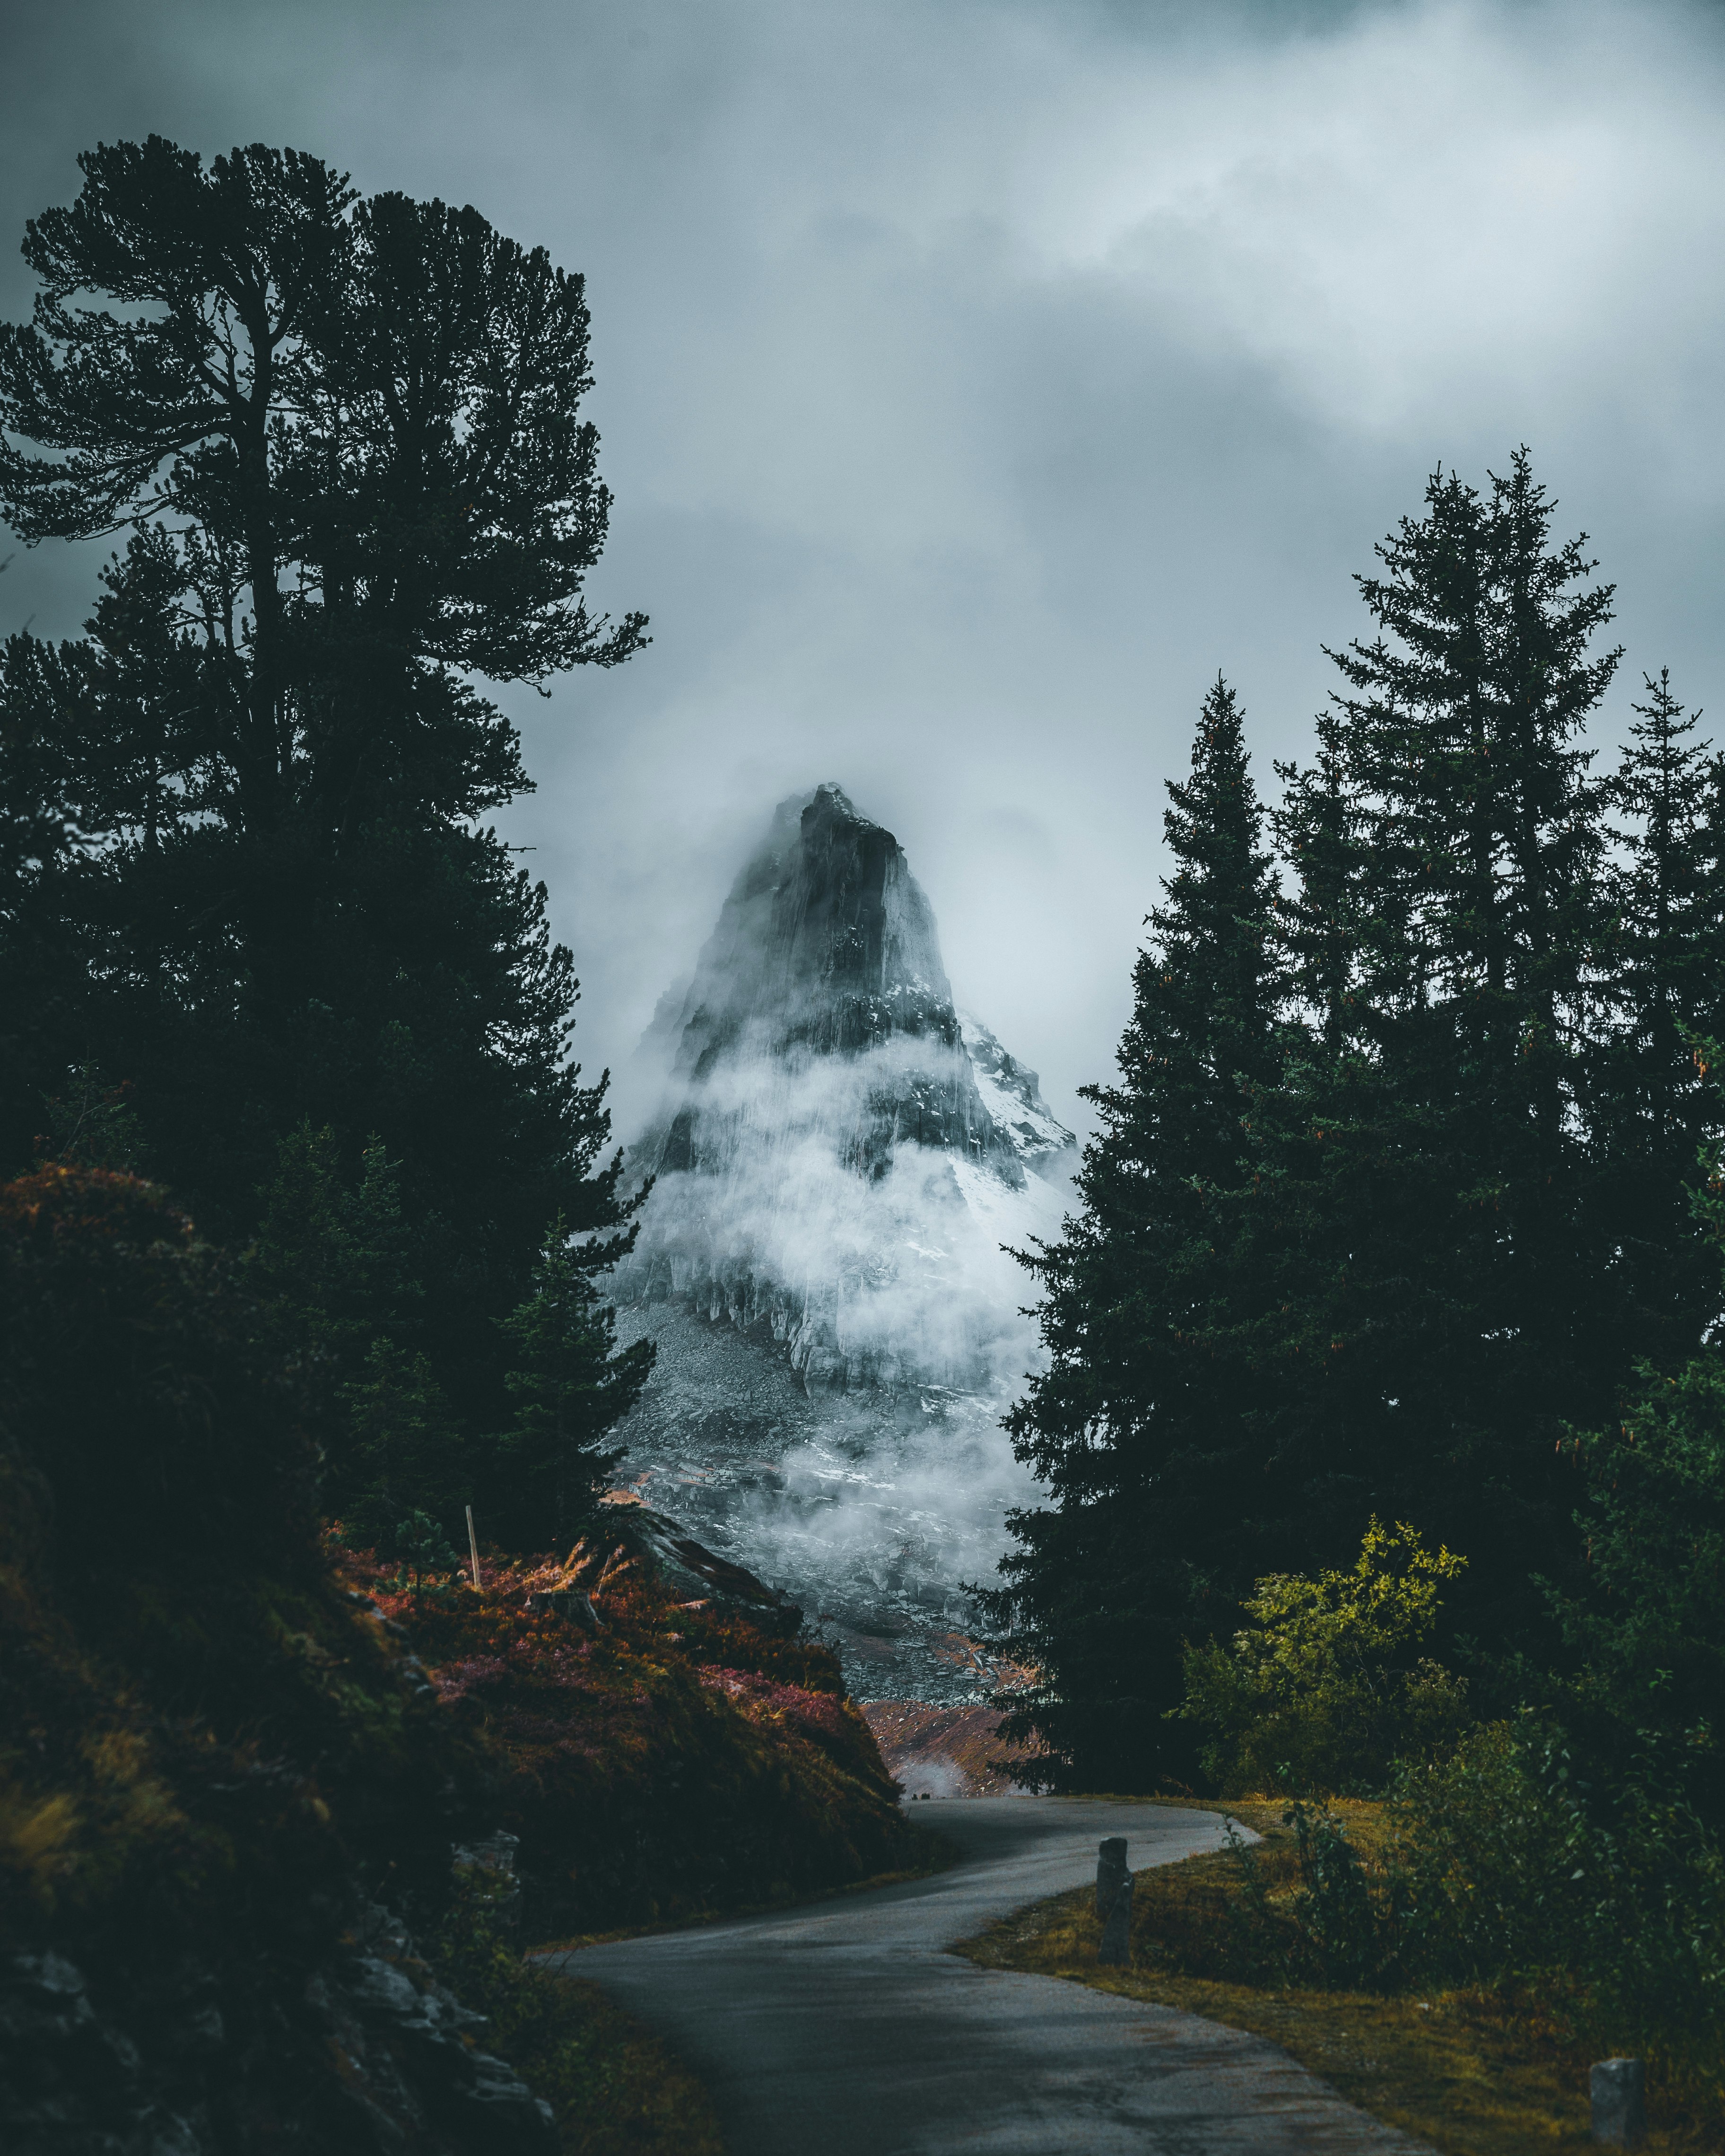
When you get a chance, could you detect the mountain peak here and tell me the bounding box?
[806,779,866,826]
[623,786,1071,1392]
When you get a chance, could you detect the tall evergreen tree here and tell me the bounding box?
[1587,671,1725,1341]
[1272,704,1366,1056]
[1221,452,1633,1665]
[986,677,1283,1788]
[993,453,1680,1791]
[0,138,649,1452]
[489,1216,655,1549]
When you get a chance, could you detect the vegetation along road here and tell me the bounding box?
[549,1798,1435,2155]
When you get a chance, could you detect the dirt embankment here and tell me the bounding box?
[862,1698,1038,1797]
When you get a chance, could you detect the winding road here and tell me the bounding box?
[547,1798,1435,2154]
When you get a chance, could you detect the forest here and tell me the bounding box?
[984,452,1725,2117]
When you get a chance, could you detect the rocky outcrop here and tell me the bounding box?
[0,1897,556,2156]
[595,1492,803,1633]
[957,1009,1078,1180]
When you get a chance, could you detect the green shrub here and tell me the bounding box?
[1388,1718,1725,2100]
[1208,1720,1725,2109]
[1175,1518,1471,1796]
[1217,1803,1403,1991]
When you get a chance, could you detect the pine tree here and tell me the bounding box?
[489,1216,655,1548]
[986,677,1283,1788]
[0,138,648,1438]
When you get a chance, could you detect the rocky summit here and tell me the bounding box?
[609,783,1073,1702]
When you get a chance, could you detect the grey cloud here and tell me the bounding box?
[3,0,1723,1127]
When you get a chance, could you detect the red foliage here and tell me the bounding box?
[331,1539,921,1933]
[700,1666,848,1739]
[0,1162,193,1248]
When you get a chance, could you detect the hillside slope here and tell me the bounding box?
[0,1168,924,2153]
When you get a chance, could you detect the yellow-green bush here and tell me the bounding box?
[1175,1518,1471,1796]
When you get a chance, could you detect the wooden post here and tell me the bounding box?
[466,1504,482,1591]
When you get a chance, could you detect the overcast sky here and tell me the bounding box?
[3,0,1723,1134]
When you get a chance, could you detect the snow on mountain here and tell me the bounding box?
[956,1009,1076,1181]
[605,783,1075,1698]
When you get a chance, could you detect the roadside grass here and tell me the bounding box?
[952,1799,1712,2156]
[432,1894,725,2155]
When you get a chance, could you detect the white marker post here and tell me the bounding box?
[465,1504,482,1591]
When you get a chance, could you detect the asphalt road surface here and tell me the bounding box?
[547,1797,1435,2155]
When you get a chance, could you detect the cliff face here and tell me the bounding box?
[606,786,1072,1696]
[623,784,1070,1396]
[642,784,1022,1190]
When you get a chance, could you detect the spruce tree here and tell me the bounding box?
[994,453,1668,1792]
[1588,671,1725,1344]
[1272,705,1365,1055]
[1246,452,1629,1660]
[1229,470,1725,1748]
[1608,673,1716,1097]
[987,676,1282,1788]
[489,1216,655,1549]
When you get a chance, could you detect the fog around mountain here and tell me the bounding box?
[606,784,1075,1696]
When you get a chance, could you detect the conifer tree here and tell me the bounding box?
[1588,672,1725,1342]
[1235,471,1725,1749]
[489,1216,655,1547]
[993,454,1667,1791]
[1548,1037,1725,1830]
[249,1122,419,1364]
[1239,452,1630,1660]
[1272,706,1365,1055]
[0,138,649,1449]
[0,568,105,1169]
[987,677,1282,1788]
[342,1339,467,1554]
[249,1124,462,1541]
[1609,673,1715,1084]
